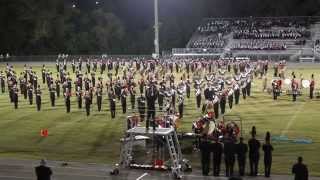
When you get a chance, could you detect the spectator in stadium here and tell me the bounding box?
[292,157,308,180]
[35,159,52,180]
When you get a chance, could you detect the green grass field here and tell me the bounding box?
[0,63,319,176]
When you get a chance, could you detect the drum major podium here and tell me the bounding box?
[120,126,184,179]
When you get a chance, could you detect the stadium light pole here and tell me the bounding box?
[154,0,160,59]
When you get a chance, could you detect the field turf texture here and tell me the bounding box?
[0,62,319,176]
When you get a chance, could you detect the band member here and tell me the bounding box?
[0,71,5,93]
[228,88,234,109]
[12,85,18,109]
[138,77,145,94]
[49,84,56,107]
[292,76,298,102]
[129,86,136,110]
[263,132,274,177]
[246,75,252,96]
[96,85,103,111]
[146,83,158,130]
[120,87,127,114]
[72,59,76,73]
[195,86,202,109]
[213,95,220,119]
[220,92,227,115]
[55,76,61,98]
[248,126,261,176]
[76,87,82,109]
[237,137,248,176]
[234,82,240,105]
[158,84,165,111]
[41,65,46,84]
[109,89,116,118]
[272,80,279,100]
[65,88,71,113]
[186,76,191,98]
[177,90,184,118]
[27,82,33,105]
[36,85,42,111]
[137,94,146,121]
[84,90,91,116]
[91,72,96,87]
[212,138,223,176]
[310,74,315,99]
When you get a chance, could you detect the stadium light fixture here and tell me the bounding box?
[154,0,160,59]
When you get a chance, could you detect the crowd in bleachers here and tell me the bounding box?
[233,29,310,39]
[232,40,286,51]
[190,36,226,48]
[190,17,314,50]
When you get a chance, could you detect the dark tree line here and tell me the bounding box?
[0,0,319,55]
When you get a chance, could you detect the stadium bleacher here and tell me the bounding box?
[179,17,320,59]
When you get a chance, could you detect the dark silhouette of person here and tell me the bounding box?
[223,133,236,177]
[236,137,248,176]
[248,126,261,176]
[292,157,308,180]
[199,136,211,176]
[35,159,52,180]
[262,132,274,177]
[212,138,223,176]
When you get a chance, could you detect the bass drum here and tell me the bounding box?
[302,80,310,88]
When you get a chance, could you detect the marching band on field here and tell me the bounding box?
[1,57,317,177]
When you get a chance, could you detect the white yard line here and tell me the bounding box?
[281,102,305,136]
[136,172,148,180]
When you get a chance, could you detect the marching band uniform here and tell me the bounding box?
[13,85,19,109]
[213,95,220,119]
[137,94,146,121]
[76,87,83,109]
[65,89,71,113]
[41,65,46,84]
[55,78,61,98]
[234,83,240,105]
[49,84,56,107]
[292,77,298,102]
[0,71,5,93]
[220,92,227,115]
[129,86,136,110]
[146,84,158,130]
[158,84,165,111]
[310,74,315,99]
[96,86,103,112]
[91,72,96,87]
[120,87,127,114]
[195,86,201,109]
[27,82,33,105]
[109,90,116,118]
[72,59,76,73]
[84,91,91,116]
[35,86,42,111]
[246,75,252,97]
[178,91,184,118]
[228,88,234,109]
[186,78,191,98]
[272,80,278,100]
